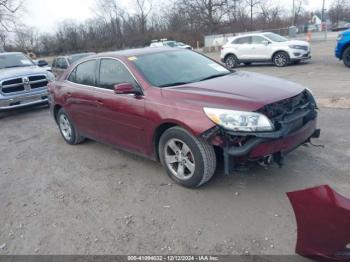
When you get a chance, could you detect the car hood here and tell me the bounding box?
[0,66,49,80]
[162,71,306,112]
[279,39,310,47]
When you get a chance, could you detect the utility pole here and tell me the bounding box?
[292,0,295,26]
[321,0,327,40]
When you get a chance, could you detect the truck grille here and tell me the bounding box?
[0,75,48,94]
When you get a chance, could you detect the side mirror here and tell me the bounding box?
[38,60,48,67]
[114,83,138,95]
[262,40,270,45]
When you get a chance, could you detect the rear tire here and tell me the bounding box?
[159,127,216,188]
[343,47,350,68]
[57,108,85,145]
[273,51,290,67]
[225,54,239,68]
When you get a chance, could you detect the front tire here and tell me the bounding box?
[57,108,84,145]
[343,47,350,68]
[225,54,239,68]
[273,52,290,67]
[159,127,216,188]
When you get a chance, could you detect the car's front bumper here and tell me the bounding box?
[203,115,320,175]
[0,89,49,110]
[290,50,312,61]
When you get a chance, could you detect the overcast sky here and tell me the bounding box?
[22,0,330,33]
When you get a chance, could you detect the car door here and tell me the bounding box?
[94,58,147,154]
[232,36,252,60]
[250,36,273,60]
[63,59,100,139]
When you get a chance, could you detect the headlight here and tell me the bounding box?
[289,45,306,50]
[203,108,274,132]
[337,34,343,41]
[46,72,55,82]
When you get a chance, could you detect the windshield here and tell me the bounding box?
[0,53,34,69]
[263,33,288,42]
[164,41,177,47]
[68,53,94,63]
[132,50,231,87]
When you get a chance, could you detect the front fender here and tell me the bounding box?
[287,185,350,261]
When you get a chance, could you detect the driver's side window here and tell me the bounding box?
[98,59,138,90]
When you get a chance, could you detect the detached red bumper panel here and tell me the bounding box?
[287,185,350,262]
[249,119,317,158]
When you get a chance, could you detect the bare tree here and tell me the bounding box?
[245,0,261,31]
[260,0,283,25]
[292,0,308,26]
[134,0,152,36]
[14,26,39,51]
[94,0,125,48]
[180,0,229,34]
[328,0,350,26]
[0,0,24,32]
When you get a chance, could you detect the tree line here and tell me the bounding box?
[1,0,350,56]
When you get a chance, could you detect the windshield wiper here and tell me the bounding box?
[158,82,191,87]
[199,73,231,82]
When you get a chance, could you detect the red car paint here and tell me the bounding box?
[49,48,317,162]
[287,185,350,261]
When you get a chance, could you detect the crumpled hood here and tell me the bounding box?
[0,66,49,80]
[162,71,306,111]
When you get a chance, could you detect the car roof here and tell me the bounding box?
[233,32,273,38]
[91,47,179,59]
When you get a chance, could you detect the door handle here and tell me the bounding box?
[96,100,104,106]
[67,92,72,97]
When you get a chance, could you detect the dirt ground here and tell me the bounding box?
[0,40,349,256]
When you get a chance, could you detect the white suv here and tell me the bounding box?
[220,32,311,68]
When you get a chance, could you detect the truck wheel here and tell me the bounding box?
[273,52,290,67]
[57,108,85,145]
[343,47,350,68]
[225,54,239,68]
[159,127,217,188]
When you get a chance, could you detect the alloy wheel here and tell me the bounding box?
[274,54,287,67]
[59,114,72,141]
[225,56,237,68]
[164,138,195,180]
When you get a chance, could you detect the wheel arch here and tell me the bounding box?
[271,50,290,60]
[152,120,205,161]
[53,104,63,123]
[341,44,350,59]
[224,52,238,61]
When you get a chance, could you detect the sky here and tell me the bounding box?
[22,0,330,33]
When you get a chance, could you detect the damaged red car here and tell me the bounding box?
[48,48,320,188]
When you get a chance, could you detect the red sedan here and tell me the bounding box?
[48,48,320,188]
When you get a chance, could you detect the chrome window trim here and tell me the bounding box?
[66,57,144,95]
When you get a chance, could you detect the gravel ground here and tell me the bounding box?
[0,40,349,256]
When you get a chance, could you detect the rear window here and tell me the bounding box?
[233,37,251,44]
